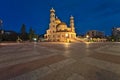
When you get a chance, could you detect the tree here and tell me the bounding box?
[20,24,28,41]
[29,27,34,41]
[29,27,38,41]
[21,24,26,34]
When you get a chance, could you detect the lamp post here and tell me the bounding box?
[86,35,89,42]
[86,35,89,38]
[0,20,2,29]
[0,19,3,33]
[0,19,4,42]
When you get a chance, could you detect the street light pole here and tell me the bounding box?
[86,35,89,42]
[0,19,4,42]
[0,19,3,30]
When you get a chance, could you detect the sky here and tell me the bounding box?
[0,0,120,35]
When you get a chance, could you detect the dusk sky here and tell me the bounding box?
[0,0,120,35]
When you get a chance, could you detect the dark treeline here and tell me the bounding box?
[0,24,42,42]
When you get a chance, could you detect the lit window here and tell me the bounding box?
[65,34,68,38]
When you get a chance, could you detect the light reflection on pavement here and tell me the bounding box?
[0,42,120,80]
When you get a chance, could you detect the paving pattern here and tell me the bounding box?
[0,42,120,80]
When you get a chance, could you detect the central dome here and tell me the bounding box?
[57,22,66,26]
[56,22,67,31]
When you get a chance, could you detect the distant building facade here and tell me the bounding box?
[112,27,120,41]
[86,30,104,38]
[0,30,17,41]
[86,30,106,42]
[44,8,76,42]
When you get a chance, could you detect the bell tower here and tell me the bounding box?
[70,15,75,32]
[50,8,55,28]
[50,8,55,22]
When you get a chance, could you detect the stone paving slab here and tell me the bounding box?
[94,45,120,56]
[49,58,76,71]
[104,46,120,54]
[89,52,120,64]
[0,53,58,68]
[9,58,76,80]
[66,73,85,80]
[40,59,120,80]
[9,67,52,80]
[0,55,66,80]
[81,57,120,75]
[1,42,120,80]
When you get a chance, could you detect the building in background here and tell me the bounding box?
[112,27,120,41]
[0,30,18,41]
[86,30,104,38]
[86,30,106,42]
[44,8,76,42]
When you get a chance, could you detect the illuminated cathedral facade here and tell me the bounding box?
[44,8,76,42]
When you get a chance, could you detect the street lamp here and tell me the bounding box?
[0,19,4,42]
[86,35,89,42]
[1,30,4,34]
[0,19,3,29]
[0,19,4,34]
[86,35,89,38]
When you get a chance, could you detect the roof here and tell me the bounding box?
[57,22,67,26]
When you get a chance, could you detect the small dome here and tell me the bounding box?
[55,18,60,21]
[56,22,67,31]
[55,18,61,24]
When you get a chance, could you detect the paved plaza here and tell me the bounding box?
[0,42,120,80]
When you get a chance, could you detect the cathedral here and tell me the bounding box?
[44,8,76,42]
